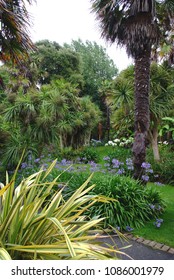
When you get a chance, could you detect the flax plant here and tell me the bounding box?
[0,160,121,260]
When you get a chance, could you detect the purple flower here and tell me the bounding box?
[125,226,134,232]
[89,161,97,167]
[103,156,110,161]
[147,169,153,174]
[154,218,164,228]
[157,218,163,223]
[28,154,32,161]
[112,159,120,168]
[149,204,155,210]
[34,158,40,163]
[21,162,27,169]
[126,158,133,165]
[61,159,67,166]
[141,162,151,169]
[154,182,164,186]
[142,175,149,182]
[117,168,125,175]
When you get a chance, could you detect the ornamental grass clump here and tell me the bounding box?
[0,160,121,260]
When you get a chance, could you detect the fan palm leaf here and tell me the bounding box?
[0,0,35,64]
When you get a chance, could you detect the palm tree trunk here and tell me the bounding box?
[133,49,151,180]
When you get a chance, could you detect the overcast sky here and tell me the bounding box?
[29,0,133,71]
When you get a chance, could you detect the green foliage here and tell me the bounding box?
[1,79,101,168]
[0,161,119,260]
[79,147,100,163]
[1,131,38,169]
[32,40,83,85]
[159,117,174,140]
[107,147,132,163]
[147,145,174,185]
[62,172,165,230]
[134,184,174,248]
[66,39,118,104]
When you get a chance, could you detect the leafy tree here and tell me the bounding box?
[91,0,174,180]
[0,0,35,64]
[65,39,118,104]
[32,40,84,87]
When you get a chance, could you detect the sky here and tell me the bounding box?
[29,0,133,71]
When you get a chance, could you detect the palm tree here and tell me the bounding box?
[107,63,174,161]
[0,0,35,64]
[91,0,174,180]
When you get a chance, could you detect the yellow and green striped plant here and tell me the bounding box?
[0,160,121,260]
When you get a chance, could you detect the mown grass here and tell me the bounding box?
[133,184,174,248]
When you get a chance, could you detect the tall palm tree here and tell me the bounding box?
[91,0,174,180]
[0,0,35,64]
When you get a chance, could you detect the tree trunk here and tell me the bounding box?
[151,138,160,161]
[59,135,64,150]
[148,121,160,162]
[133,50,151,180]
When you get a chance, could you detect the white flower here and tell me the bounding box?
[119,142,125,147]
[113,138,120,143]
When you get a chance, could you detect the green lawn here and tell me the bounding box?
[133,184,174,248]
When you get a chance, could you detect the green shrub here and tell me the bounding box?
[63,172,165,230]
[0,161,120,260]
[107,147,132,163]
[79,147,100,163]
[57,147,81,161]
[147,145,174,185]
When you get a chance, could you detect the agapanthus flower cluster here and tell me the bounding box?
[125,225,134,232]
[141,162,154,182]
[154,218,164,228]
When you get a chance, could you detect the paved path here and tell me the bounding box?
[98,234,174,260]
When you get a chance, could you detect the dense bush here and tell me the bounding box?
[62,172,165,230]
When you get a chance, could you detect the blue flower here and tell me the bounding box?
[154,218,164,228]
[141,175,149,182]
[125,226,134,232]
[21,162,27,169]
[154,182,164,186]
[141,162,151,169]
[103,156,110,161]
[117,168,125,175]
[34,158,40,163]
[61,159,67,166]
[149,204,155,210]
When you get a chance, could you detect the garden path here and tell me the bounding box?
[98,234,174,260]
